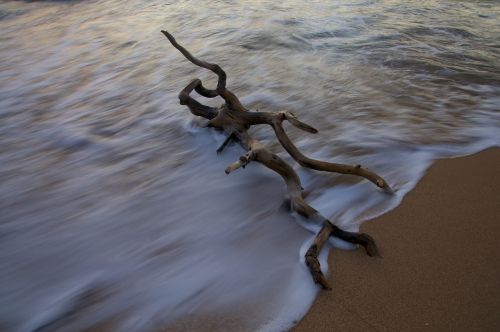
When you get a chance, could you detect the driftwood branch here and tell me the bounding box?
[162,30,391,290]
[217,131,236,154]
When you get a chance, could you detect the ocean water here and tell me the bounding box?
[0,0,499,331]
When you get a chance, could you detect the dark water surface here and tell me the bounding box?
[1,1,499,331]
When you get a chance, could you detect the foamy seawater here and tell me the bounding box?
[1,1,499,331]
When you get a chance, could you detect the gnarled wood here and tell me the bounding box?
[162,30,390,289]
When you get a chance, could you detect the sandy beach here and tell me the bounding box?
[293,148,500,331]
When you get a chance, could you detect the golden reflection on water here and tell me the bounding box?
[0,1,499,331]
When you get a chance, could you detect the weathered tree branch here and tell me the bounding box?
[217,131,236,154]
[162,30,246,111]
[271,119,392,191]
[162,30,390,289]
[178,79,218,119]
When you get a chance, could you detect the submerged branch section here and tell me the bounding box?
[162,30,390,289]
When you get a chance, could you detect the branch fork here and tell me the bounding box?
[162,30,391,289]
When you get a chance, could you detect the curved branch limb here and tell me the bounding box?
[332,227,380,257]
[271,119,392,192]
[305,221,334,290]
[192,78,219,98]
[162,30,246,111]
[179,79,218,119]
[236,108,391,191]
[161,30,226,90]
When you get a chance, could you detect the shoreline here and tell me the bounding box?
[292,147,500,331]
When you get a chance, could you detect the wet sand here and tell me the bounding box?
[293,148,500,331]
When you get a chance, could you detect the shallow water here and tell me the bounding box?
[1,1,499,331]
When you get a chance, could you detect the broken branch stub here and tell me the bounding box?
[162,30,391,290]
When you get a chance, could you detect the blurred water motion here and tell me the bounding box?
[1,0,499,331]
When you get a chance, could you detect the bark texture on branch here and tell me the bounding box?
[162,30,390,290]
